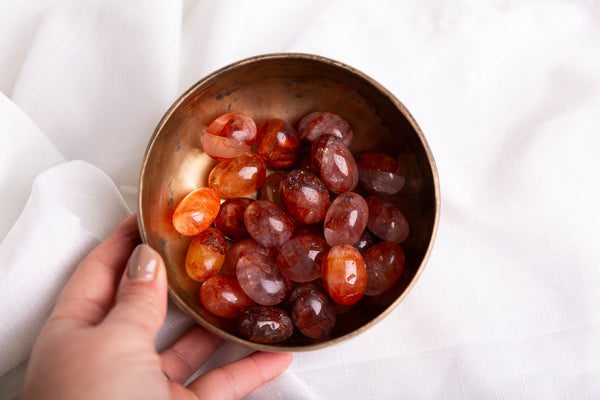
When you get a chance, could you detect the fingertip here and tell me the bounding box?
[251,351,294,377]
[127,244,165,283]
[104,243,168,336]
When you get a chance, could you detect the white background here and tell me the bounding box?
[1,0,599,398]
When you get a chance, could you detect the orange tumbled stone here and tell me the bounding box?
[206,112,257,145]
[321,244,367,306]
[172,187,221,236]
[208,153,267,198]
[185,227,226,282]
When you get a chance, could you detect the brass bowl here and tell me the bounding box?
[138,53,440,351]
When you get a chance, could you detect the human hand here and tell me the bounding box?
[22,214,292,400]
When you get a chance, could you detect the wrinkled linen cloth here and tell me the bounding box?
[1,0,600,398]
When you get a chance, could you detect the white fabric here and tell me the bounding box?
[1,0,599,398]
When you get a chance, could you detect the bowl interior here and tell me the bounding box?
[138,54,439,351]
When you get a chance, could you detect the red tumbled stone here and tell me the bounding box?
[298,111,353,147]
[277,234,329,283]
[236,305,293,344]
[356,151,406,195]
[280,169,330,224]
[311,135,359,194]
[256,119,301,168]
[236,252,290,306]
[363,241,405,296]
[244,200,294,248]
[291,284,336,339]
[365,195,410,243]
[323,192,368,246]
[220,238,277,276]
[214,197,253,241]
[199,275,255,318]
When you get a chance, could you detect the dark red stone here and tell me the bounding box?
[352,229,380,254]
[280,169,330,224]
[363,241,405,296]
[214,197,253,241]
[323,192,368,246]
[277,234,329,282]
[311,135,359,194]
[236,305,293,344]
[365,195,410,243]
[291,285,336,339]
[256,119,301,168]
[244,200,294,248]
[236,252,290,306]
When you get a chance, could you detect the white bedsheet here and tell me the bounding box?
[1,0,599,398]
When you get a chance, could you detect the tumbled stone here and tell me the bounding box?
[363,241,405,296]
[199,275,255,318]
[236,305,293,344]
[323,192,368,246]
[236,252,290,306]
[280,169,330,224]
[365,195,410,243]
[321,244,367,305]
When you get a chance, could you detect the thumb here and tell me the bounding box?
[104,244,168,338]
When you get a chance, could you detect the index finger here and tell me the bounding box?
[48,213,140,327]
[186,351,293,399]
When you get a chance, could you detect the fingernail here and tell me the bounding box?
[127,244,159,282]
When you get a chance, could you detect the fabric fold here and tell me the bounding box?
[0,160,130,377]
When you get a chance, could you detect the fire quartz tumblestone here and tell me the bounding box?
[201,132,251,161]
[280,169,331,224]
[202,112,257,160]
[365,195,410,243]
[236,305,294,344]
[172,187,221,236]
[236,252,290,306]
[199,275,255,318]
[214,197,253,241]
[321,244,367,306]
[256,118,301,168]
[290,284,336,339]
[311,135,359,194]
[260,172,285,207]
[297,111,353,147]
[277,234,329,282]
[208,152,266,198]
[244,200,294,248]
[185,227,227,282]
[206,112,257,144]
[363,241,405,296]
[220,238,277,276]
[356,151,406,195]
[323,192,369,246]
